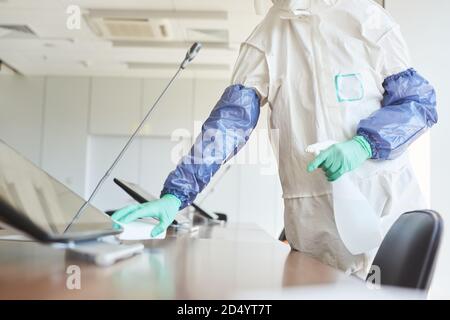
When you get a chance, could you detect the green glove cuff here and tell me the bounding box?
[161,193,182,210]
[353,135,373,159]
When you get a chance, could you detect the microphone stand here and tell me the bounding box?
[63,43,202,233]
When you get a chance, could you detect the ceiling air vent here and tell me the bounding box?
[88,17,172,41]
[0,61,17,75]
[0,24,36,35]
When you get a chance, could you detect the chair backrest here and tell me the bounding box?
[368,210,443,290]
[279,228,286,241]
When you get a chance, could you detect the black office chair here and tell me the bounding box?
[367,210,443,291]
[279,228,286,242]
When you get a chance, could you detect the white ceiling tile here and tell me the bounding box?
[0,0,65,10]
[64,0,175,10]
[0,0,270,77]
[173,0,256,13]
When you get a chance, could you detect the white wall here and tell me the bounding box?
[0,74,284,238]
[41,77,90,196]
[0,76,45,166]
[386,0,450,299]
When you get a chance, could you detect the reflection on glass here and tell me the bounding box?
[0,139,114,235]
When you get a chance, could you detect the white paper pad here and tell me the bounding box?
[113,219,166,240]
[0,234,33,241]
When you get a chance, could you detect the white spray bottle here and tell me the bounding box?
[306,141,383,255]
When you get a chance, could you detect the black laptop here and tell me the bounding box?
[0,139,121,243]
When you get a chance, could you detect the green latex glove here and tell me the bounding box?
[111,194,181,237]
[307,136,372,182]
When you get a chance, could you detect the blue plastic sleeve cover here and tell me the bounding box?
[357,68,437,160]
[161,84,260,209]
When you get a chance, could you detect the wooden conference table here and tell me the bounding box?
[0,223,356,299]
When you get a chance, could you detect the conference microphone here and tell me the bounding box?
[181,42,202,69]
[63,42,202,233]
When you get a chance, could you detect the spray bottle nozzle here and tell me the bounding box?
[305,140,337,156]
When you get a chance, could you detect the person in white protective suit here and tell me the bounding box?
[113,0,438,277]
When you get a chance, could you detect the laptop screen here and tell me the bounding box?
[0,139,114,235]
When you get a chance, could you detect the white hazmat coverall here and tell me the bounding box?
[160,0,437,277]
[229,0,434,276]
